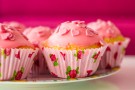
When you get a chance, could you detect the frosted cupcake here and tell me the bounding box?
[23,26,52,75]
[0,23,38,80]
[3,21,25,33]
[87,19,130,69]
[41,21,107,79]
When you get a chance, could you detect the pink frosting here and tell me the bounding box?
[3,21,25,33]
[87,19,122,38]
[46,20,105,48]
[0,23,34,48]
[23,26,52,46]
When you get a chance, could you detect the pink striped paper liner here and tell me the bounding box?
[31,49,49,75]
[42,46,107,79]
[98,38,130,70]
[0,48,38,81]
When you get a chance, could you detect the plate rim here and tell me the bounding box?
[0,67,120,85]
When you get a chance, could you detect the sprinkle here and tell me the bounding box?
[71,21,86,28]
[59,28,70,35]
[72,21,79,24]
[72,21,85,24]
[0,25,7,33]
[86,28,97,37]
[0,25,16,40]
[1,32,15,40]
[37,31,45,37]
[55,25,60,33]
[71,29,80,36]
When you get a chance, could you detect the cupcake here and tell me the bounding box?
[87,19,130,69]
[0,23,38,80]
[3,21,25,33]
[41,21,107,79]
[23,26,52,75]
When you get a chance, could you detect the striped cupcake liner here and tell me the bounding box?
[42,46,107,79]
[0,48,38,81]
[31,50,49,75]
[98,38,130,70]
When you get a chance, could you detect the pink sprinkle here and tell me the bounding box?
[72,21,85,24]
[71,29,80,36]
[22,34,28,40]
[59,29,70,35]
[0,25,7,33]
[1,33,10,40]
[55,25,60,33]
[8,33,15,40]
[72,21,79,24]
[38,31,45,37]
[86,28,95,37]
[7,27,15,32]
[0,32,15,40]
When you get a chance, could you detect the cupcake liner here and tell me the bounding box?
[98,38,130,70]
[42,46,107,79]
[31,49,49,75]
[0,48,38,80]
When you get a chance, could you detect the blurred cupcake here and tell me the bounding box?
[0,23,38,80]
[3,21,25,33]
[23,26,52,75]
[41,21,107,79]
[87,19,130,69]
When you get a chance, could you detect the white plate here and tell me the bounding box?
[0,67,120,90]
[0,67,120,85]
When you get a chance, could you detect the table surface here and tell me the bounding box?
[0,55,135,90]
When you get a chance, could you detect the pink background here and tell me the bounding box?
[0,0,135,16]
[0,0,135,55]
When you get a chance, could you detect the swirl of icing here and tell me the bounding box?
[23,26,52,46]
[56,20,96,36]
[87,19,122,38]
[0,23,34,48]
[43,20,105,49]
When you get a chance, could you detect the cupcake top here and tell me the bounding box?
[42,21,105,50]
[0,23,34,48]
[23,26,52,47]
[3,21,25,33]
[87,19,125,43]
